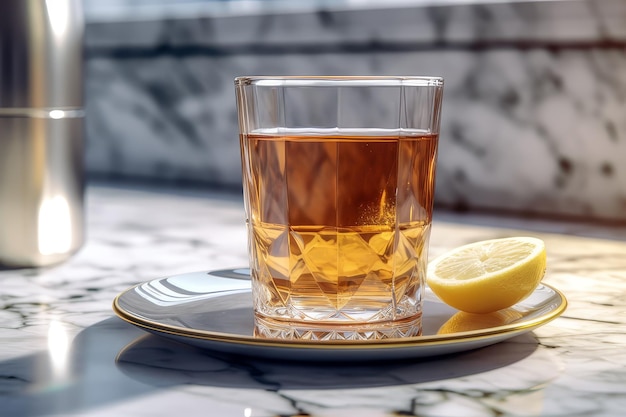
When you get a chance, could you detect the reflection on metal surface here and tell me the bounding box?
[46,0,70,37]
[0,116,85,267]
[0,0,85,268]
[49,109,66,119]
[38,196,73,256]
[0,0,83,108]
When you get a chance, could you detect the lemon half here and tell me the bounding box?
[427,237,546,314]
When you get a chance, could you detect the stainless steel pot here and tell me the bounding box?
[0,0,85,267]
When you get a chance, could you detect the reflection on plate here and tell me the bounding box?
[112,269,567,361]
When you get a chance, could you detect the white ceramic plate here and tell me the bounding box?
[113,269,567,361]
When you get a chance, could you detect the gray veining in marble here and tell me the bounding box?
[0,184,625,416]
[84,0,626,46]
[83,0,626,222]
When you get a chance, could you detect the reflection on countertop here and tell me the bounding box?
[0,182,624,416]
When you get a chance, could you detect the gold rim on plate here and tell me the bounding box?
[112,270,567,352]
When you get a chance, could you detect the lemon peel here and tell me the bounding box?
[427,237,546,314]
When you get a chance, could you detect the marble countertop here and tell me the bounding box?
[1,184,625,416]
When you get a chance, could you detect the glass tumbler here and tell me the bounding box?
[235,76,444,340]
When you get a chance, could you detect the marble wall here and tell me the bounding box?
[84,0,626,221]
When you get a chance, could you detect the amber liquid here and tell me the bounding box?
[241,129,438,335]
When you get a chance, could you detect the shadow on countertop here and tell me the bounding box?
[0,316,543,416]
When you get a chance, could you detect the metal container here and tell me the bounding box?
[0,0,85,268]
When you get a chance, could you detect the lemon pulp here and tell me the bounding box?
[426,237,547,314]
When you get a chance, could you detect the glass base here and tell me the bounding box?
[253,313,422,341]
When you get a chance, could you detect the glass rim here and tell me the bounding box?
[234,75,444,87]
